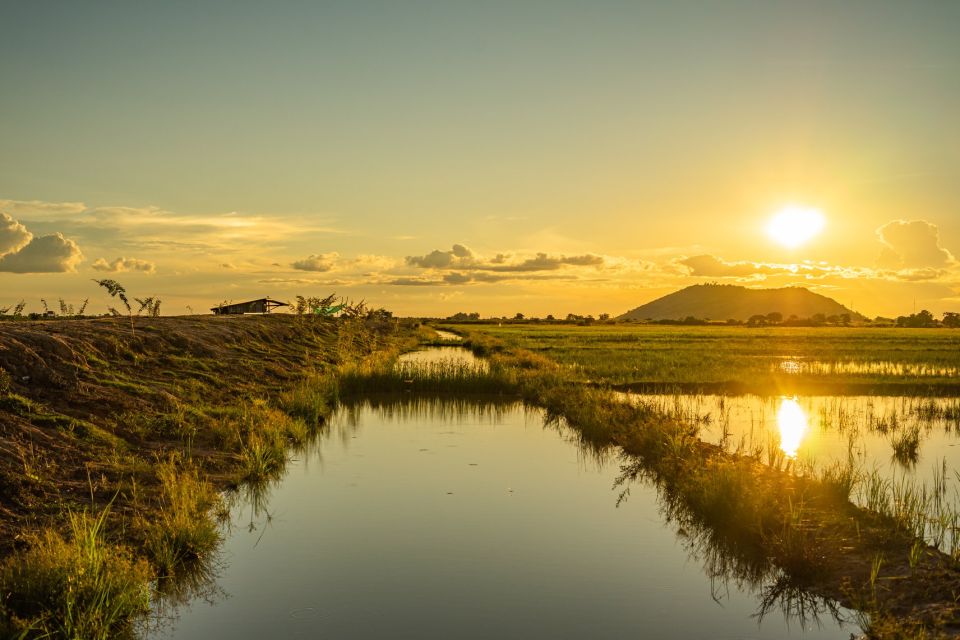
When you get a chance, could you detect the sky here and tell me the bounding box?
[1,1,959,318]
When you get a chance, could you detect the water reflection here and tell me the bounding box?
[148,394,853,639]
[776,398,809,459]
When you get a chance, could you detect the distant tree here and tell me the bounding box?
[811,313,827,325]
[747,314,768,327]
[514,312,525,320]
[766,312,783,324]
[944,312,960,328]
[598,313,610,321]
[897,310,937,328]
[545,314,555,321]
[839,313,851,326]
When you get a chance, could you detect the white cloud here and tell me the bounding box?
[0,233,83,273]
[0,212,33,258]
[91,256,156,273]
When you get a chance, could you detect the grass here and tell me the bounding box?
[0,507,152,639]
[137,458,221,577]
[446,323,960,394]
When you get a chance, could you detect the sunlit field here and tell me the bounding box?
[447,324,960,393]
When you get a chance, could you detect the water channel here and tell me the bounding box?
[146,347,857,639]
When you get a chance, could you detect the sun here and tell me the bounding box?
[766,205,826,249]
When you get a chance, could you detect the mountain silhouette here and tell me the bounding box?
[618,284,862,322]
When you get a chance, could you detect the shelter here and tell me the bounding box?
[211,298,289,315]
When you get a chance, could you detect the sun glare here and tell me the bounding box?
[766,205,826,249]
[776,398,809,459]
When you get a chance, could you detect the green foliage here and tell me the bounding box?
[138,459,221,576]
[278,374,336,425]
[0,508,152,639]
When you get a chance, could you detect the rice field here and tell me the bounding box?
[446,323,960,392]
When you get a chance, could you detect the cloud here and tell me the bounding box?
[678,254,878,281]
[0,199,86,217]
[92,256,156,273]
[877,220,955,269]
[680,254,793,278]
[406,244,475,269]
[406,244,604,273]
[387,277,442,286]
[291,253,340,272]
[0,212,33,258]
[2,199,345,258]
[0,233,83,273]
[486,252,603,272]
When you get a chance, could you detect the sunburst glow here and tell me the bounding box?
[766,205,826,249]
[776,397,809,459]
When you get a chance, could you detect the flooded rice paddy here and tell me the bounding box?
[146,348,857,639]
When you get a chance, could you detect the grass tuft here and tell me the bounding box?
[138,459,221,577]
[0,508,152,639]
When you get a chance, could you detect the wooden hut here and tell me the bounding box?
[211,298,289,315]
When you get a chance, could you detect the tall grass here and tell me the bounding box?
[336,356,517,396]
[0,508,152,639]
[137,459,221,577]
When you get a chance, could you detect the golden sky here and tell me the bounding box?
[1,2,958,318]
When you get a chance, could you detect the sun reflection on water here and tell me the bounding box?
[777,397,809,459]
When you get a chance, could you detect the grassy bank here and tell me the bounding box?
[0,312,417,637]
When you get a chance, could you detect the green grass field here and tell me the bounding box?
[442,324,960,393]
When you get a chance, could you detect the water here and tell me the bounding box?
[145,397,854,639]
[624,392,960,549]
[627,394,960,482]
[398,345,482,367]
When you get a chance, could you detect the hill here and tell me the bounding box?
[618,284,862,322]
